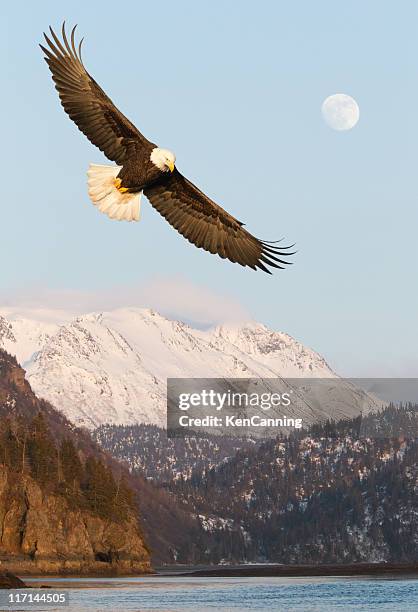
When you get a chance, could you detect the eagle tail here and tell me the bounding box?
[87,164,141,222]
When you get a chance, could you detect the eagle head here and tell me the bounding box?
[150,147,176,173]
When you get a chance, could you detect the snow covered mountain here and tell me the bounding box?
[0,312,60,366]
[0,307,375,429]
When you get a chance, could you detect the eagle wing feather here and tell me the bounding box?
[144,170,294,273]
[40,23,154,165]
[41,24,294,273]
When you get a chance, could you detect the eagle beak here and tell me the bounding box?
[168,161,175,173]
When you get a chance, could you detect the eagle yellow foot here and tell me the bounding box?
[114,177,129,193]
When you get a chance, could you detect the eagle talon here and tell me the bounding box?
[114,178,129,193]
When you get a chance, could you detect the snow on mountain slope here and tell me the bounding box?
[205,322,333,377]
[0,307,370,429]
[0,312,60,366]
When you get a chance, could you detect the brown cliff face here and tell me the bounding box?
[0,349,201,568]
[0,468,150,575]
[0,351,32,402]
[0,350,151,575]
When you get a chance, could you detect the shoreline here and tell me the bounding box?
[177,562,418,578]
[19,562,418,585]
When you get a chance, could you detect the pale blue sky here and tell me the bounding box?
[1,1,417,375]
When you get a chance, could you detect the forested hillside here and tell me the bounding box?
[4,345,416,568]
[0,349,150,574]
[94,423,259,482]
[0,350,205,568]
[0,412,136,522]
[95,406,418,565]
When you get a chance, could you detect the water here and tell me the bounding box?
[23,575,418,611]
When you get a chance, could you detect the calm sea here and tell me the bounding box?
[21,576,418,612]
[23,575,418,611]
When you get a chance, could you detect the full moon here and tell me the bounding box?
[321,94,360,131]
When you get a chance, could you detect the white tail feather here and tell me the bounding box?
[87,164,141,222]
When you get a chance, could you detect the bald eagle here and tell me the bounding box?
[40,23,294,273]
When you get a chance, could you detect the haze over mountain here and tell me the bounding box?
[0,308,376,429]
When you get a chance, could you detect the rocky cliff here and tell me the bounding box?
[0,467,150,575]
[0,349,151,575]
[0,571,26,588]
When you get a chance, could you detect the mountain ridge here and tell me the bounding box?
[1,307,363,430]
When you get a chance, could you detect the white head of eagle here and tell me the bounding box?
[150,147,176,173]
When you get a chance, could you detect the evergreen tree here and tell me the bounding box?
[60,437,83,493]
[114,473,136,519]
[83,456,118,519]
[27,413,58,485]
[1,422,21,470]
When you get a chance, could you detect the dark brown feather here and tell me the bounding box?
[144,170,294,273]
[40,23,155,165]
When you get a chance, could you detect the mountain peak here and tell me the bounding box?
[1,306,338,429]
[210,321,332,370]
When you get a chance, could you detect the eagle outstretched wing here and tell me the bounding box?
[40,23,155,165]
[145,170,294,273]
[41,23,294,273]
